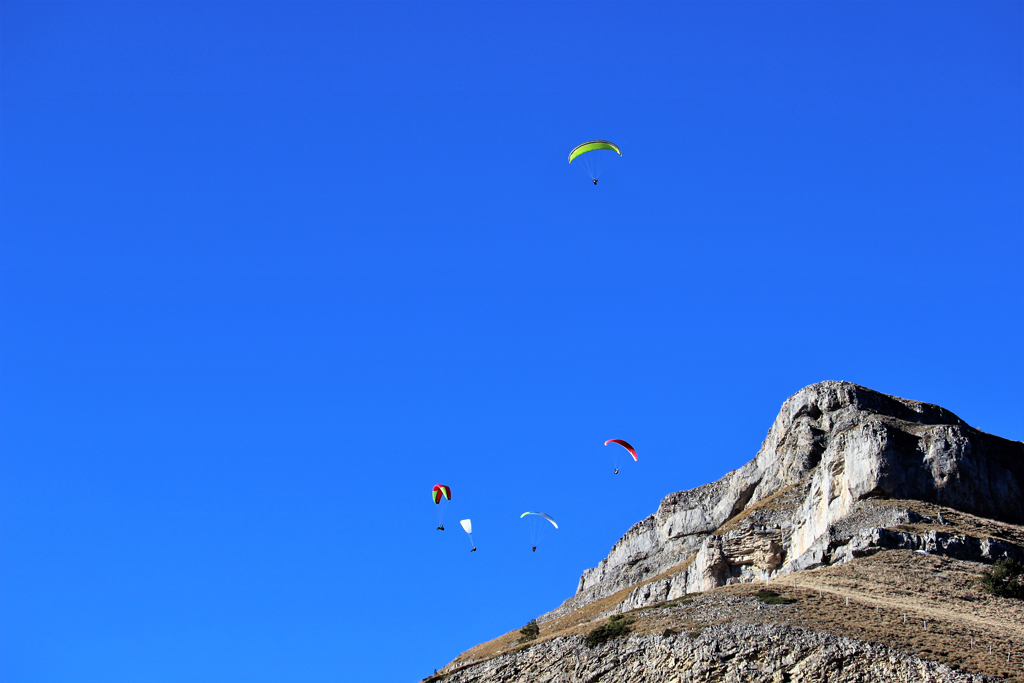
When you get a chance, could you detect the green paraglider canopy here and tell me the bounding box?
[568,140,621,164]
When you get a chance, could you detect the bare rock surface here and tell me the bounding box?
[436,624,996,683]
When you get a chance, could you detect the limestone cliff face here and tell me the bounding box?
[543,381,1024,620]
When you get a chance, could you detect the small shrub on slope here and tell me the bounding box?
[755,589,796,605]
[977,559,1024,599]
[517,619,540,644]
[584,615,633,648]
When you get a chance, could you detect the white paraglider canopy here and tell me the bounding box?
[459,518,476,550]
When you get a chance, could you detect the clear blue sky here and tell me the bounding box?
[2,2,1021,682]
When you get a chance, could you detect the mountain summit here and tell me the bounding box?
[432,382,1024,682]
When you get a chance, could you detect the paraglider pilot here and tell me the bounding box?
[614,469,618,475]
[532,546,537,552]
[592,178,598,185]
[436,525,444,531]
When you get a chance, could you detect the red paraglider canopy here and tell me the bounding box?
[604,439,638,461]
[432,484,452,504]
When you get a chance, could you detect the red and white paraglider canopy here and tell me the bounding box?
[604,439,638,461]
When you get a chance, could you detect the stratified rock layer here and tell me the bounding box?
[441,624,996,683]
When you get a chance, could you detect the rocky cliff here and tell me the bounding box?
[543,381,1024,619]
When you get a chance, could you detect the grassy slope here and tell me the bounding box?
[442,499,1024,682]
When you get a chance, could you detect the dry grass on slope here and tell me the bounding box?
[444,556,697,669]
[632,552,1024,682]
[444,551,1024,681]
[790,551,1024,681]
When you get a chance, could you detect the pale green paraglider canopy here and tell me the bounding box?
[568,140,622,164]
[520,511,558,529]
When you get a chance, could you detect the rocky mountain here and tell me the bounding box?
[545,381,1023,619]
[430,381,1024,682]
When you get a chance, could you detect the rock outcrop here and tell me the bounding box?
[438,624,996,683]
[544,381,1024,620]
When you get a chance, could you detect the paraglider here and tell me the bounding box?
[568,140,621,185]
[460,519,476,552]
[605,439,637,474]
[432,484,451,530]
[521,512,558,551]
